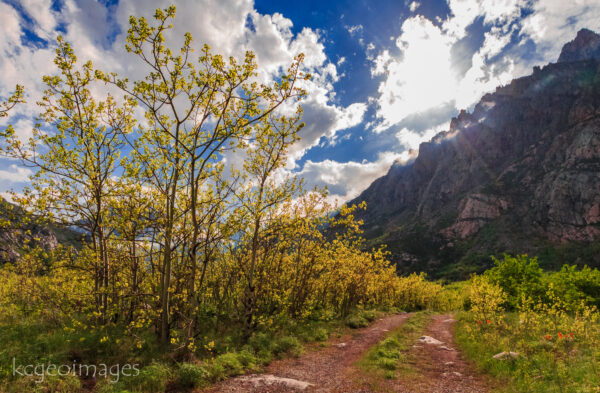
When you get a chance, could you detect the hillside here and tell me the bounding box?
[352,29,600,279]
[0,198,82,263]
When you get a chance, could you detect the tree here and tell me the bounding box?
[96,5,308,344]
[0,84,24,118]
[227,112,303,337]
[0,37,136,320]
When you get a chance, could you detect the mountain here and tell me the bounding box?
[0,198,82,263]
[352,29,600,279]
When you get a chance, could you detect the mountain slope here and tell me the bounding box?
[352,29,600,279]
[0,198,82,263]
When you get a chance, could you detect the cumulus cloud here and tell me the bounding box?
[373,16,457,132]
[396,121,449,151]
[0,0,366,193]
[298,151,403,202]
[370,0,600,135]
[0,164,32,183]
[520,0,600,60]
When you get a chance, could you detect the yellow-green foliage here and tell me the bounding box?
[457,268,600,392]
[391,273,462,311]
[467,274,506,324]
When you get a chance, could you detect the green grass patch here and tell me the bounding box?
[358,312,431,380]
[0,307,388,392]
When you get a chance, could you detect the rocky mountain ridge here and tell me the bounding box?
[352,29,600,278]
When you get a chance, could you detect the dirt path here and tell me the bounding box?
[203,313,412,393]
[204,313,495,393]
[381,314,495,393]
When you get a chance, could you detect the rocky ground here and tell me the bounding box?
[202,313,495,393]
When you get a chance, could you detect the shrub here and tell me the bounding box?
[393,273,446,311]
[484,254,543,309]
[176,363,208,389]
[122,363,172,393]
[467,275,506,324]
[345,314,369,329]
[544,265,600,309]
[208,352,258,381]
[312,327,329,341]
[236,350,258,369]
[272,336,302,357]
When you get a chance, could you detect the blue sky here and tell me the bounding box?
[1,0,599,202]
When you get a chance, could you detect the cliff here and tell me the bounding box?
[352,29,600,278]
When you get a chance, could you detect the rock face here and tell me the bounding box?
[0,198,81,263]
[352,29,600,278]
[557,29,600,63]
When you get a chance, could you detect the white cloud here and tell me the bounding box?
[409,1,420,12]
[372,16,456,132]
[345,24,363,35]
[396,121,449,151]
[288,98,367,164]
[370,0,597,133]
[0,0,366,192]
[0,164,32,183]
[520,0,600,61]
[20,0,58,40]
[298,151,402,202]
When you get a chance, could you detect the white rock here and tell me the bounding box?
[440,345,455,351]
[335,342,347,348]
[241,375,314,390]
[493,351,519,360]
[419,336,444,345]
[442,371,462,377]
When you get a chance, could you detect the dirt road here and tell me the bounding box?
[204,313,411,392]
[203,313,494,393]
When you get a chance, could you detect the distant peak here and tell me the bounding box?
[557,28,600,63]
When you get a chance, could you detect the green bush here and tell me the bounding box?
[484,254,600,311]
[272,336,302,357]
[484,254,544,309]
[544,265,600,309]
[361,309,377,322]
[122,363,172,393]
[312,327,329,341]
[176,362,208,389]
[236,350,258,369]
[209,352,244,381]
[345,314,368,329]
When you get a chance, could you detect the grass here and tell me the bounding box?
[0,308,388,393]
[358,312,431,380]
[344,308,380,329]
[454,311,600,393]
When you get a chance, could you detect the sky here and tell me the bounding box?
[1,0,599,203]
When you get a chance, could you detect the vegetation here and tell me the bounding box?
[0,5,456,392]
[456,254,600,392]
[1,5,599,393]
